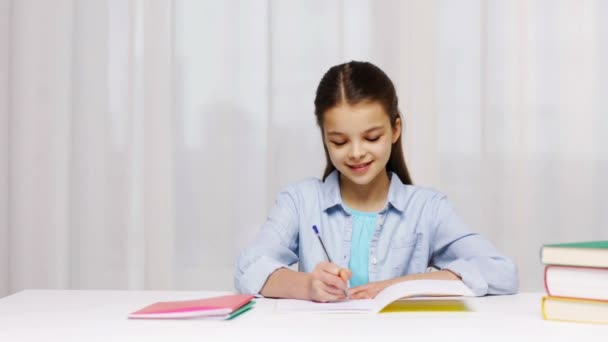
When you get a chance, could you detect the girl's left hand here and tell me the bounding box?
[347,279,395,299]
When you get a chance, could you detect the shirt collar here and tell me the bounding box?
[321,170,408,212]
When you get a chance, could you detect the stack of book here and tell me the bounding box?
[540,241,608,324]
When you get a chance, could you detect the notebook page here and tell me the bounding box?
[275,298,375,313]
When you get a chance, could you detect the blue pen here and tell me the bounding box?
[312,225,349,299]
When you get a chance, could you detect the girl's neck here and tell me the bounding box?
[339,171,390,213]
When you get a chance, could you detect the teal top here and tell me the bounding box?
[344,204,378,287]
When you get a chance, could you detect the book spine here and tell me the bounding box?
[540,296,548,320]
[543,265,551,296]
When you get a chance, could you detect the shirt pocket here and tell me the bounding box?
[390,232,420,249]
[389,232,422,276]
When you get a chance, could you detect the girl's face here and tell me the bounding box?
[322,101,401,187]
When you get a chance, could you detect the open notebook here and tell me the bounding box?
[276,280,474,313]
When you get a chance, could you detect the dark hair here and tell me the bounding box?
[313,61,412,184]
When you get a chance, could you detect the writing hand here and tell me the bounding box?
[309,262,351,302]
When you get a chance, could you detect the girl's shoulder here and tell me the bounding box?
[403,184,445,197]
[387,172,447,203]
[272,176,330,212]
[276,176,326,199]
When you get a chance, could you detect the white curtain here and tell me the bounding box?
[1,0,607,298]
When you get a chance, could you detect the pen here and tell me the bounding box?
[312,225,349,299]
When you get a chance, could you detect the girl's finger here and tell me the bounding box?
[347,285,368,295]
[323,283,346,296]
[349,290,367,299]
[317,283,345,302]
[318,262,341,275]
[339,268,352,281]
[320,270,347,290]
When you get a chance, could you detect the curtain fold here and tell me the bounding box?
[1,0,10,298]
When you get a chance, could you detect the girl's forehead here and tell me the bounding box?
[323,102,389,133]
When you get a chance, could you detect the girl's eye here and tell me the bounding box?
[366,136,381,142]
[331,141,346,146]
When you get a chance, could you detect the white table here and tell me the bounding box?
[0,290,605,341]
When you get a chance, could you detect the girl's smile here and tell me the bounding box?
[347,160,373,173]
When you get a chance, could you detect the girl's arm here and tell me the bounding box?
[260,268,312,299]
[234,187,300,295]
[429,194,519,296]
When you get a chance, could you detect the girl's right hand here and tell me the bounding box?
[309,262,352,302]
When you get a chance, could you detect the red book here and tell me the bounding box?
[128,294,255,319]
[544,265,608,301]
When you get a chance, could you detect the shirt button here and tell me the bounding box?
[371,257,377,265]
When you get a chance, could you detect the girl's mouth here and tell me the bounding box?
[347,161,373,173]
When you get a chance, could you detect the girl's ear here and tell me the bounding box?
[392,117,402,144]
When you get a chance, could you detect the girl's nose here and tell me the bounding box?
[348,142,365,160]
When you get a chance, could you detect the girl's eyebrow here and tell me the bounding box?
[327,126,384,136]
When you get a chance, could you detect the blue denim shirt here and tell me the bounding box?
[234,171,519,296]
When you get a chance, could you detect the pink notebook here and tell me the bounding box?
[128,294,255,319]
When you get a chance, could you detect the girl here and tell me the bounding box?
[235,61,518,302]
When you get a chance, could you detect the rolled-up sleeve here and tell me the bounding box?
[234,186,300,294]
[429,194,519,296]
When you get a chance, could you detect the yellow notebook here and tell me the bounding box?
[381,298,469,313]
[276,280,473,313]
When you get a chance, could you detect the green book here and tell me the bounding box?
[226,301,255,320]
[541,241,608,267]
